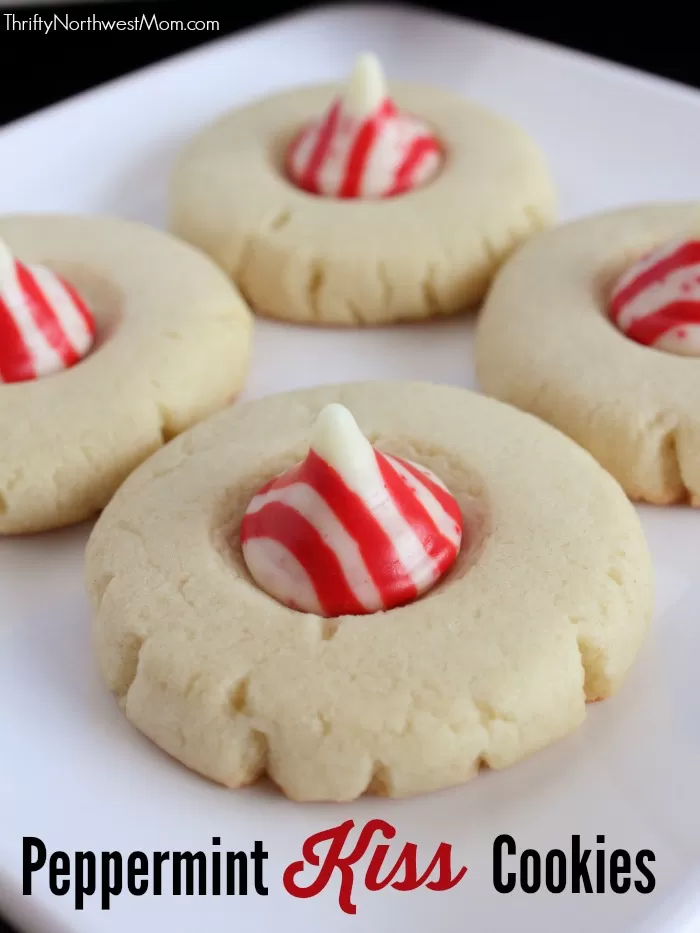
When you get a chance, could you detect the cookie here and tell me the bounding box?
[169,54,556,326]
[85,381,652,802]
[475,202,700,505]
[0,214,252,534]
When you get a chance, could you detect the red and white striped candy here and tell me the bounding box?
[241,403,463,617]
[609,238,700,356]
[285,52,443,200]
[0,239,96,383]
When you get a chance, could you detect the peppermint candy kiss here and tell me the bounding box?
[241,403,463,617]
[285,52,443,200]
[609,238,700,356]
[0,238,96,383]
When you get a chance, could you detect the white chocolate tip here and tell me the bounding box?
[310,403,376,479]
[342,52,387,119]
[0,238,16,285]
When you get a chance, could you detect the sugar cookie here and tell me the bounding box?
[475,202,700,505]
[0,214,252,534]
[85,381,652,802]
[169,54,556,326]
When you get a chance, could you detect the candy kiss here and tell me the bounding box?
[609,238,700,356]
[0,238,96,384]
[342,51,386,120]
[241,403,463,617]
[285,52,444,200]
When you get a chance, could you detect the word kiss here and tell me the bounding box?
[283,818,467,914]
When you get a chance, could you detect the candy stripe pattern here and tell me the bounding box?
[609,238,700,356]
[0,255,96,383]
[241,447,462,618]
[286,99,443,200]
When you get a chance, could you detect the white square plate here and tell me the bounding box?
[1,5,700,933]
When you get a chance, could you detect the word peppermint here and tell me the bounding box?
[23,837,268,909]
